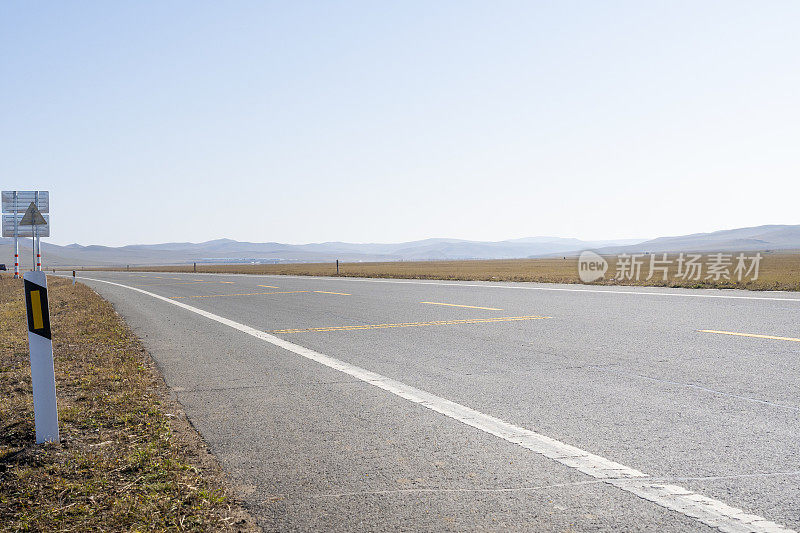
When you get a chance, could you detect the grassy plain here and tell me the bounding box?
[0,274,257,531]
[95,252,800,291]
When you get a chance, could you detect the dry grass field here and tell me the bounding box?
[95,252,800,291]
[0,274,257,531]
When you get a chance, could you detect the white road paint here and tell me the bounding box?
[300,276,800,302]
[79,275,793,533]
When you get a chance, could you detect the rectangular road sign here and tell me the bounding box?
[2,191,49,213]
[23,271,59,444]
[2,214,50,237]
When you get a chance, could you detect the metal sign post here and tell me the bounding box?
[14,192,19,277]
[23,270,59,444]
[15,240,19,275]
[35,191,40,271]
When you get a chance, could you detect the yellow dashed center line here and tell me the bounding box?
[271,315,551,334]
[699,330,800,342]
[422,301,502,311]
[314,291,351,296]
[171,291,310,299]
[258,285,279,288]
[219,281,235,284]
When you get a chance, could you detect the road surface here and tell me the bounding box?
[72,271,800,532]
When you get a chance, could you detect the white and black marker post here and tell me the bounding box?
[23,271,59,444]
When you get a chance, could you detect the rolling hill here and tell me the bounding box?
[2,224,799,268]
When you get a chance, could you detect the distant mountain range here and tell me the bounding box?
[1,224,799,268]
[586,224,800,256]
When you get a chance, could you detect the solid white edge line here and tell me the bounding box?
[79,275,794,533]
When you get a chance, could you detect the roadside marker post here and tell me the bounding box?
[23,271,59,444]
[72,270,76,285]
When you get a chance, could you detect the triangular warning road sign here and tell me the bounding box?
[20,202,47,226]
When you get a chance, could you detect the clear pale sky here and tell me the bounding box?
[2,1,798,246]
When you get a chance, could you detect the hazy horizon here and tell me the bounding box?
[44,234,650,248]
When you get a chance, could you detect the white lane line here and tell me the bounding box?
[83,271,800,302]
[79,275,793,533]
[422,301,502,311]
[315,277,800,302]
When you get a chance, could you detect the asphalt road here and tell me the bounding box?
[71,271,800,532]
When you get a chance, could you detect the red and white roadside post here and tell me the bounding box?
[14,191,20,278]
[34,191,41,271]
[35,226,42,271]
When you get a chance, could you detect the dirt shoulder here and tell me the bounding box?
[0,274,260,532]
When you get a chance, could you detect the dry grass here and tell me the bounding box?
[94,252,800,291]
[0,274,258,532]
